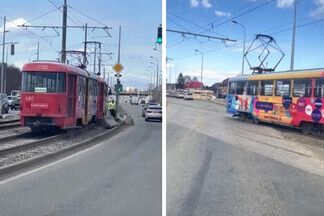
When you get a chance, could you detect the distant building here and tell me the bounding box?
[184,81,203,90]
[166,83,176,90]
[125,87,138,93]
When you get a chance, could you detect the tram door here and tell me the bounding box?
[85,79,89,123]
[67,75,76,119]
[98,83,104,114]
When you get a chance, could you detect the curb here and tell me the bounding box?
[0,124,126,181]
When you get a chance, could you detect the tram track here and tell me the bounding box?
[0,119,21,130]
[0,133,64,157]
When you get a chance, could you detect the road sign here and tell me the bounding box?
[113,62,124,73]
[115,74,122,77]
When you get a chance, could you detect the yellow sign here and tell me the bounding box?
[113,62,124,73]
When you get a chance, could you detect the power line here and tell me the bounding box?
[168,11,228,38]
[269,16,324,35]
[167,0,274,49]
[68,6,107,27]
[0,14,59,53]
[23,7,62,25]
[210,0,275,31]
[167,17,190,32]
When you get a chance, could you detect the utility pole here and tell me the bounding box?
[83,23,87,67]
[290,0,297,71]
[195,49,204,99]
[0,16,6,118]
[166,57,173,90]
[115,26,122,116]
[37,42,39,60]
[61,0,67,63]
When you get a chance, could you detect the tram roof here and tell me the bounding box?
[229,68,324,82]
[22,61,89,77]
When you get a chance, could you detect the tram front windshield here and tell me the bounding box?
[22,72,66,93]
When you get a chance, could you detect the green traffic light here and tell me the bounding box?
[157,38,162,44]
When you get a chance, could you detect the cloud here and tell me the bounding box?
[13,60,28,70]
[201,0,212,8]
[5,18,29,32]
[190,0,199,7]
[310,0,324,17]
[190,0,212,8]
[277,0,295,8]
[214,10,231,17]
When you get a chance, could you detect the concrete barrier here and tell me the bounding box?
[122,114,135,126]
[100,115,119,129]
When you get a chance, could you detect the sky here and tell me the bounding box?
[0,0,161,90]
[167,0,324,86]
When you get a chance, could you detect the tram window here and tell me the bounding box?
[314,78,324,98]
[275,80,290,97]
[260,81,273,96]
[236,81,246,95]
[247,81,258,95]
[228,82,235,94]
[22,72,66,93]
[293,79,311,97]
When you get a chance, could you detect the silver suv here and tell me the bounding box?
[1,93,9,114]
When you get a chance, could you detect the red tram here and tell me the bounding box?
[20,61,107,131]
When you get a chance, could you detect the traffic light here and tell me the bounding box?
[157,26,162,45]
[117,80,121,92]
[115,79,123,93]
[10,43,15,55]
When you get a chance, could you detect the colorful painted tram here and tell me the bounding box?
[226,68,324,134]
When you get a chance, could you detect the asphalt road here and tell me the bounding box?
[167,98,324,216]
[0,102,162,216]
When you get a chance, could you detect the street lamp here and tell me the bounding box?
[195,49,204,99]
[146,69,153,95]
[232,20,246,75]
[148,65,155,89]
[150,56,159,88]
[144,73,150,92]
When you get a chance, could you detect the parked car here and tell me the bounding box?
[1,93,9,114]
[184,92,193,100]
[145,105,162,122]
[142,101,158,117]
[11,95,20,110]
[7,95,14,108]
[10,90,20,97]
[177,92,184,99]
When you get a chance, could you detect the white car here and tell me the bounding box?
[184,92,193,100]
[145,105,162,122]
[177,93,184,99]
[7,95,14,108]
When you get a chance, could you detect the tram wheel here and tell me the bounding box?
[253,119,260,124]
[301,122,313,135]
[239,113,246,122]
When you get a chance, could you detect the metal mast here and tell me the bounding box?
[61,0,67,63]
[290,0,297,71]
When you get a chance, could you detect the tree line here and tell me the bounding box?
[0,64,21,95]
[176,72,228,93]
